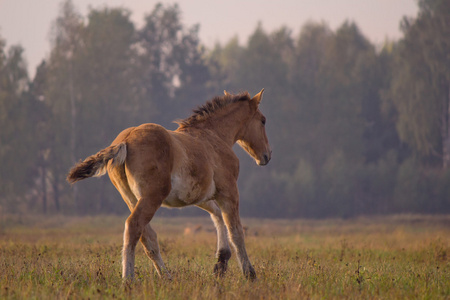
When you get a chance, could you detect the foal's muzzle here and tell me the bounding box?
[258,151,272,166]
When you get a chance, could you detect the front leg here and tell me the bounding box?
[216,192,256,280]
[197,201,232,277]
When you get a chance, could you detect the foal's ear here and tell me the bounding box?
[224,90,231,96]
[251,88,265,105]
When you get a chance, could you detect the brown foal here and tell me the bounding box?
[67,89,271,280]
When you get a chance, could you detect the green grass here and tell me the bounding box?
[0,214,449,299]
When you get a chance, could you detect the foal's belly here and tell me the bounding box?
[162,174,216,208]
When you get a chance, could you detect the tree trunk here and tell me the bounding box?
[443,85,450,169]
[53,179,60,212]
[52,173,60,213]
[41,165,47,214]
[69,61,79,210]
[99,177,106,212]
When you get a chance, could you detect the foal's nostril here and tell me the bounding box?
[264,154,269,163]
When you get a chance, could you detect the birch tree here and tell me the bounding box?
[391,0,450,167]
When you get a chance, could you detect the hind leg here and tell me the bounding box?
[122,196,162,279]
[140,224,170,278]
[108,166,169,279]
[197,201,232,277]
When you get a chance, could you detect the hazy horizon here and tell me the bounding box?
[0,0,418,77]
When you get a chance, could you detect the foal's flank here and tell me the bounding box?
[67,89,271,280]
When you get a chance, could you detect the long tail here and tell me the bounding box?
[67,143,127,184]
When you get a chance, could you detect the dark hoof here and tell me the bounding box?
[245,268,257,281]
[213,261,228,277]
[214,248,231,278]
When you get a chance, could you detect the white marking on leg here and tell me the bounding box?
[122,221,135,279]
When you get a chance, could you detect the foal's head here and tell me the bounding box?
[236,89,272,166]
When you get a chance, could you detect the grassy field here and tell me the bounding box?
[0,214,449,299]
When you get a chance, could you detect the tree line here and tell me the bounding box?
[0,0,449,218]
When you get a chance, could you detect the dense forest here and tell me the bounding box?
[0,0,449,218]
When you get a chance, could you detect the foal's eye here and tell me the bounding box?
[261,117,266,125]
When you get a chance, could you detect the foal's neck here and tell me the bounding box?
[183,102,251,147]
[211,102,252,146]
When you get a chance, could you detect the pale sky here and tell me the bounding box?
[0,0,419,78]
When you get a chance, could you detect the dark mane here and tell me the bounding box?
[175,92,251,129]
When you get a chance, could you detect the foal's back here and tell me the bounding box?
[110,123,222,208]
